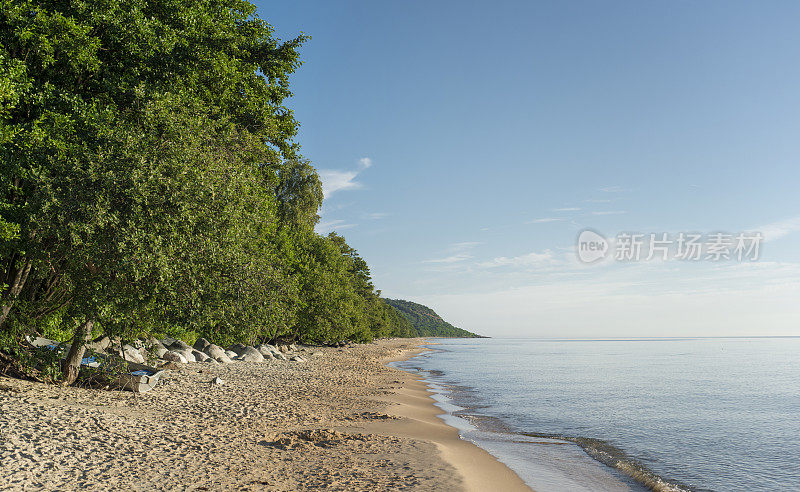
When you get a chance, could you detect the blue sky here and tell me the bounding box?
[256,1,800,337]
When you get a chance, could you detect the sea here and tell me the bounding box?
[392,337,800,492]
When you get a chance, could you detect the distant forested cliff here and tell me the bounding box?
[383,299,482,338]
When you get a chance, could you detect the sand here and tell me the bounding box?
[0,338,530,491]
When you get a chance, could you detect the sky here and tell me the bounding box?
[254,0,800,337]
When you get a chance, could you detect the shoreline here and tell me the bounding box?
[394,340,671,492]
[351,342,532,492]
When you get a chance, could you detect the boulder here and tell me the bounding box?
[289,344,297,351]
[87,336,111,353]
[262,351,275,360]
[149,339,167,351]
[278,345,289,353]
[256,344,273,357]
[170,340,192,351]
[215,354,234,364]
[204,358,219,365]
[212,377,224,385]
[192,349,210,362]
[289,355,306,362]
[273,352,287,361]
[193,337,211,352]
[224,350,238,359]
[160,337,177,347]
[175,349,196,363]
[228,344,247,356]
[205,344,226,360]
[122,344,145,364]
[154,345,169,358]
[162,351,187,363]
[237,346,264,362]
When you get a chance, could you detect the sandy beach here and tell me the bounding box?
[0,338,529,491]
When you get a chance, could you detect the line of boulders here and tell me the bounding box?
[89,336,312,366]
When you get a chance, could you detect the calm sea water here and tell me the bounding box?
[395,338,800,492]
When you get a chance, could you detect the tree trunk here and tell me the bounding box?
[61,319,94,385]
[0,259,32,328]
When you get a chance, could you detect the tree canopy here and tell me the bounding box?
[0,0,414,382]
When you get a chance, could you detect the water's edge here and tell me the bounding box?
[391,347,689,492]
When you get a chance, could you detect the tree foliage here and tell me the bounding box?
[0,0,413,381]
[383,299,481,338]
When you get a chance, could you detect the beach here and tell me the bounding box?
[0,338,529,491]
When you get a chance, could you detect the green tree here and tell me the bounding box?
[0,0,306,381]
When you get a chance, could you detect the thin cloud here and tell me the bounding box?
[529,217,563,223]
[591,210,627,216]
[757,216,800,242]
[314,219,357,234]
[553,207,581,212]
[480,249,559,268]
[424,254,473,264]
[365,212,388,220]
[450,241,481,250]
[318,157,373,198]
[424,241,480,264]
[318,170,362,198]
[599,186,624,193]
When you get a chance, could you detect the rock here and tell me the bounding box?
[237,346,264,362]
[224,350,238,359]
[256,344,273,357]
[289,355,306,362]
[162,351,187,363]
[193,337,211,351]
[150,339,167,350]
[273,352,287,361]
[205,344,226,359]
[312,351,323,357]
[204,358,219,364]
[191,349,209,362]
[154,345,169,358]
[170,340,192,351]
[175,349,196,363]
[278,345,289,354]
[122,344,145,364]
[212,377,224,385]
[87,336,111,353]
[262,351,275,360]
[289,344,297,351]
[215,354,233,364]
[158,361,181,370]
[160,337,177,347]
[228,344,247,356]
[259,344,282,357]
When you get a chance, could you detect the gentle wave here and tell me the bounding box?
[399,357,690,491]
[522,432,689,492]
